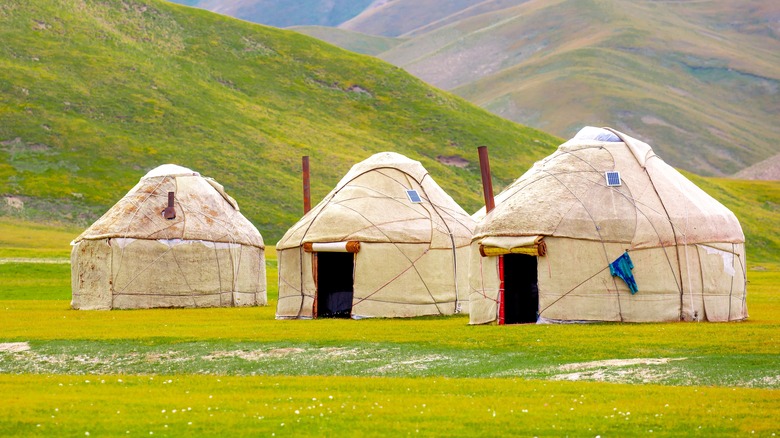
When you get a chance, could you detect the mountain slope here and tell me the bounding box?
[306,0,780,177]
[167,0,375,27]
[734,153,780,181]
[338,0,486,37]
[290,25,404,56]
[0,0,560,241]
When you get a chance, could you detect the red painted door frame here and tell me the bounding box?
[498,255,505,325]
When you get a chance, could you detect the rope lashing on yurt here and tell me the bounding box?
[538,265,611,315]
[114,175,170,283]
[640,159,687,319]
[284,162,467,318]
[540,166,626,321]
[469,128,747,324]
[417,172,461,313]
[72,164,265,310]
[605,127,694,320]
[331,193,446,315]
[484,144,699,321]
[290,168,432,317]
[116,173,254,302]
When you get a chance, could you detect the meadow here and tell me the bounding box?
[0,218,778,436]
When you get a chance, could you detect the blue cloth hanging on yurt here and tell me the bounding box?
[610,251,638,294]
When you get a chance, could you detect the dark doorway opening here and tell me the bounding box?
[316,252,354,318]
[502,254,539,324]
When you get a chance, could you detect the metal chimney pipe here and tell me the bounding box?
[302,156,311,214]
[477,146,495,213]
[163,191,176,220]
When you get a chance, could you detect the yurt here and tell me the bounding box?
[276,152,475,319]
[71,164,266,310]
[469,127,747,324]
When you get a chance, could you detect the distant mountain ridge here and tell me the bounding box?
[320,0,780,177]
[171,0,780,178]
[168,0,376,27]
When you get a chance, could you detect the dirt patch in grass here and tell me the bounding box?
[550,358,688,384]
[0,342,30,352]
[203,347,306,361]
[371,354,449,374]
[558,357,687,372]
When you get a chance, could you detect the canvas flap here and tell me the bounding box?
[479,235,542,249]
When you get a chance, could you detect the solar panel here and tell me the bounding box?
[605,171,622,187]
[406,189,422,203]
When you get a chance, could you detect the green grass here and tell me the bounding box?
[0,220,779,435]
[0,218,79,259]
[682,175,780,264]
[1,374,778,436]
[0,263,70,300]
[1,0,779,432]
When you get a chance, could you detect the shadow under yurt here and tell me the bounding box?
[470,127,747,324]
[71,164,266,310]
[276,152,475,319]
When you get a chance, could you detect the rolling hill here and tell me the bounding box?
[1,0,777,262]
[0,0,561,242]
[167,0,375,28]
[297,0,780,177]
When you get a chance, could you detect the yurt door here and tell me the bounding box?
[315,252,355,318]
[501,254,539,324]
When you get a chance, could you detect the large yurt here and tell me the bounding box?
[276,152,475,319]
[470,127,747,324]
[71,164,266,310]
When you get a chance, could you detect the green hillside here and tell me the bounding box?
[0,0,560,241]
[680,175,780,264]
[312,0,780,177]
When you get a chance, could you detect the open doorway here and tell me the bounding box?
[316,252,354,318]
[502,254,539,324]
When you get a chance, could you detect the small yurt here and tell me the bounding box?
[276,152,475,319]
[71,164,266,310]
[470,127,747,324]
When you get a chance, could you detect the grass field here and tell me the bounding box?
[1,220,778,436]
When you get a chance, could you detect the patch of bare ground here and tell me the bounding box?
[0,342,30,352]
[549,358,688,383]
[558,358,686,371]
[746,375,780,388]
[436,155,469,168]
[203,348,305,361]
[371,354,448,374]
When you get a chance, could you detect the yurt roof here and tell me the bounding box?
[474,128,744,248]
[277,152,475,250]
[73,164,264,248]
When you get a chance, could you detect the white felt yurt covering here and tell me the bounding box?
[470,128,747,324]
[276,152,475,319]
[71,164,266,310]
